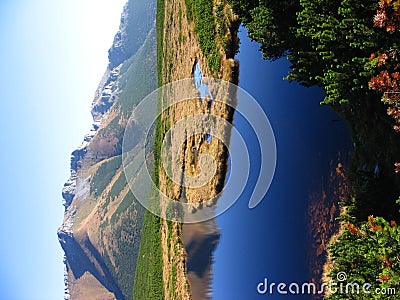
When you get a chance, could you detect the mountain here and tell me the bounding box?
[58,1,157,299]
[58,0,242,298]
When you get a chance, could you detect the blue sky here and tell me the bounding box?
[0,0,126,298]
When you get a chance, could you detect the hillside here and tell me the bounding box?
[58,0,242,299]
[58,1,157,299]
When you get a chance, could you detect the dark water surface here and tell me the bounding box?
[210,27,353,299]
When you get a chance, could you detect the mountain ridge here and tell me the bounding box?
[58,1,157,299]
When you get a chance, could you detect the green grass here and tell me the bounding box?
[90,156,122,196]
[104,189,144,300]
[132,0,231,298]
[132,1,166,299]
[132,204,164,300]
[117,28,157,116]
[108,171,127,200]
[184,0,222,73]
[108,0,156,68]
[90,7,158,299]
[110,190,138,224]
[169,262,177,298]
[131,96,166,300]
[94,164,145,300]
[156,0,165,86]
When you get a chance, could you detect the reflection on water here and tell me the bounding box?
[210,27,353,299]
[193,60,214,106]
[181,60,222,300]
[183,221,220,300]
[193,60,214,142]
[184,29,352,300]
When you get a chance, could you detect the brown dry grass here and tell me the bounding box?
[157,0,239,299]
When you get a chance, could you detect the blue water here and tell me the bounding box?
[193,60,214,104]
[193,60,214,143]
[211,27,352,299]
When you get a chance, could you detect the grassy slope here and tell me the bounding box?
[108,0,156,68]
[90,156,122,195]
[117,26,157,116]
[84,9,157,300]
[104,30,157,299]
[61,0,158,299]
[132,0,165,299]
[132,199,164,300]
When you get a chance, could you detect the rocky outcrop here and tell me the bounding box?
[108,4,130,69]
[61,124,99,208]
[108,1,156,69]
[63,256,71,300]
[62,0,157,209]
[62,172,77,208]
[91,66,121,122]
[58,207,75,300]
